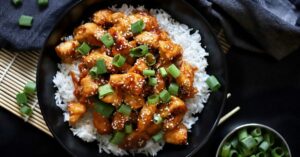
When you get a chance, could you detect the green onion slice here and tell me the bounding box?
[131,19,145,34]
[143,69,155,77]
[37,0,48,7]
[251,128,262,137]
[89,67,98,76]
[166,64,180,78]
[117,104,131,116]
[100,33,114,48]
[112,54,126,67]
[130,45,148,57]
[152,131,164,142]
[125,124,133,134]
[145,53,156,66]
[159,67,167,77]
[206,75,221,92]
[168,83,179,96]
[94,101,115,118]
[148,77,157,86]
[76,42,91,55]
[153,114,163,124]
[147,94,159,105]
[240,135,257,150]
[238,128,248,141]
[96,59,107,74]
[110,132,126,145]
[18,15,33,27]
[20,105,32,116]
[16,92,27,105]
[271,147,285,157]
[98,84,114,99]
[259,141,270,152]
[159,89,171,103]
[24,81,36,94]
[220,143,231,157]
[12,0,22,6]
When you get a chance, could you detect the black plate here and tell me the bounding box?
[37,0,228,156]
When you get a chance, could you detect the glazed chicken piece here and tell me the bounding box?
[120,131,150,149]
[109,73,145,95]
[164,123,188,145]
[74,23,103,46]
[68,102,87,125]
[176,61,198,98]
[55,40,79,63]
[159,96,187,130]
[92,9,113,25]
[111,112,130,131]
[93,112,112,134]
[146,123,162,136]
[128,58,148,75]
[137,104,157,132]
[153,73,165,94]
[80,75,99,98]
[83,49,130,73]
[158,40,182,61]
[124,93,145,109]
[101,87,122,106]
[135,31,159,48]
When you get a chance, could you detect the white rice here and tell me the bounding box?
[52,4,210,156]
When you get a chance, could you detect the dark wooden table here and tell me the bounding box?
[1,47,299,157]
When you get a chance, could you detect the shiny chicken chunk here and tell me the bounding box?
[109,73,145,95]
[80,75,99,98]
[68,102,86,125]
[158,40,182,61]
[55,40,79,63]
[176,61,198,97]
[92,9,114,25]
[74,23,103,46]
[164,123,188,145]
[93,112,112,134]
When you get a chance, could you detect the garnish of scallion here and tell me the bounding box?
[24,81,36,94]
[143,69,155,77]
[18,15,33,27]
[159,89,171,103]
[112,54,126,67]
[110,132,126,145]
[206,75,221,92]
[131,19,145,34]
[76,42,91,55]
[167,64,180,78]
[168,83,179,96]
[98,84,114,99]
[117,104,131,116]
[94,101,115,118]
[147,94,159,105]
[130,45,148,57]
[152,131,164,142]
[100,33,114,48]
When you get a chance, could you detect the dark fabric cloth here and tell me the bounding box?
[188,0,300,60]
[0,0,80,50]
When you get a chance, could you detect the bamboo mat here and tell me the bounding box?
[0,30,230,137]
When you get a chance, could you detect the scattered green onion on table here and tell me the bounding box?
[15,81,37,117]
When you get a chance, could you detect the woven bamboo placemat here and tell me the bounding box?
[0,30,230,137]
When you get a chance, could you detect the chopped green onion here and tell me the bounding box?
[251,128,262,137]
[148,77,157,86]
[24,81,36,94]
[143,69,155,77]
[130,45,148,57]
[271,147,285,157]
[220,143,231,157]
[98,84,114,99]
[94,101,114,118]
[259,141,270,152]
[125,124,133,134]
[254,136,264,144]
[145,53,156,66]
[238,128,248,141]
[159,89,171,103]
[166,64,180,78]
[117,104,131,116]
[16,92,27,105]
[168,83,179,96]
[206,75,221,92]
[230,138,239,149]
[147,94,159,105]
[152,131,163,142]
[37,0,48,7]
[76,42,91,55]
[229,150,239,157]
[112,54,126,67]
[256,152,267,157]
[96,59,107,74]
[131,19,145,34]
[100,33,114,48]
[263,133,275,146]
[18,15,33,27]
[110,131,126,145]
[20,105,32,116]
[153,114,163,124]
[240,135,257,151]
[159,67,167,77]
[12,0,22,6]
[89,67,98,76]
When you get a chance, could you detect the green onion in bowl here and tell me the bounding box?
[216,123,291,157]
